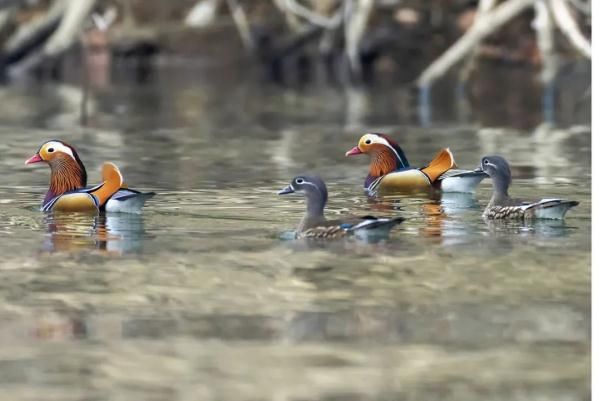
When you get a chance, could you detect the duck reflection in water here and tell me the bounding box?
[484,218,573,238]
[42,212,146,254]
[367,192,480,241]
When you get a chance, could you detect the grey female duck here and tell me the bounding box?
[479,155,578,220]
[278,175,404,239]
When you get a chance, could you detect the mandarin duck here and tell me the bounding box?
[345,133,487,195]
[478,155,578,220]
[278,175,404,239]
[26,140,155,213]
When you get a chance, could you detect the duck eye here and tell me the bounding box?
[483,159,489,165]
[295,178,304,184]
[365,139,372,145]
[47,148,54,153]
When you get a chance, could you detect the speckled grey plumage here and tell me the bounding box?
[278,175,404,239]
[479,155,578,220]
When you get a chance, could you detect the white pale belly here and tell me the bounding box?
[440,175,486,193]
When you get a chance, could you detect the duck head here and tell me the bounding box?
[26,140,87,203]
[479,155,511,197]
[278,175,328,218]
[345,133,410,186]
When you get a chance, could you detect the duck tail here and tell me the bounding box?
[420,148,457,183]
[90,162,124,207]
[526,199,579,219]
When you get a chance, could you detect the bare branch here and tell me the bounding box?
[226,0,254,52]
[4,0,66,54]
[549,0,591,58]
[568,0,590,15]
[185,0,221,27]
[344,0,374,75]
[533,0,557,83]
[459,0,498,82]
[279,0,342,29]
[43,0,97,56]
[417,0,536,87]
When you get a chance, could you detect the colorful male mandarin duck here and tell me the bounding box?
[345,133,487,195]
[26,140,155,213]
[478,155,578,220]
[278,175,404,239]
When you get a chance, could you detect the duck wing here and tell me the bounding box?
[522,198,579,219]
[104,189,156,214]
[299,216,405,239]
[484,198,579,220]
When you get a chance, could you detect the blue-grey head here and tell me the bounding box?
[480,155,512,195]
[278,175,328,217]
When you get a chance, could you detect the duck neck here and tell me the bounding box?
[46,157,87,204]
[489,178,511,206]
[366,147,409,187]
[298,193,326,231]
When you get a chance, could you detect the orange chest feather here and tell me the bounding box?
[368,151,398,177]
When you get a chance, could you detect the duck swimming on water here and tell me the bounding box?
[478,155,578,220]
[26,140,155,213]
[278,175,404,239]
[345,133,487,195]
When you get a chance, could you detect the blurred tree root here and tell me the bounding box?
[0,0,590,89]
[418,0,590,88]
[0,0,96,79]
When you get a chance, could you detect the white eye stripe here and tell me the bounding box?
[303,181,320,191]
[297,180,324,196]
[44,141,75,160]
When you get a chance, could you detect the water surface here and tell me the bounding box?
[0,63,590,401]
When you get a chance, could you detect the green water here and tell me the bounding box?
[0,64,590,400]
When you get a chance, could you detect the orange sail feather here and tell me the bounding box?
[420,148,457,183]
